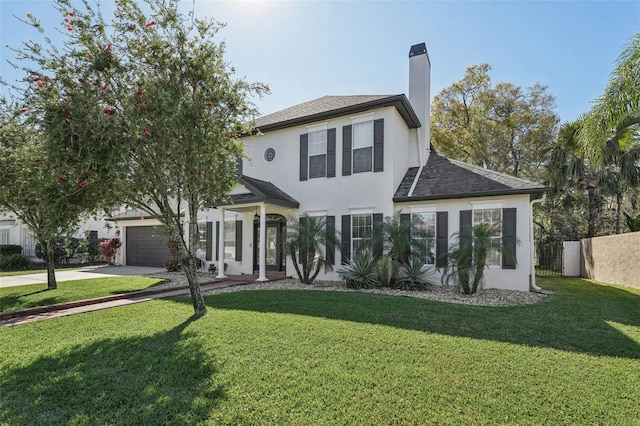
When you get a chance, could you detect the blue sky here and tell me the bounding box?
[1,1,639,123]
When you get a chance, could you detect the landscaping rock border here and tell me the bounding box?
[149,272,548,307]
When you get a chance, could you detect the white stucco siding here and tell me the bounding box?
[242,106,410,212]
[395,194,533,291]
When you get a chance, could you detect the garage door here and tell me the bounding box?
[126,226,171,267]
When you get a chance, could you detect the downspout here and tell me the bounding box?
[530,194,545,291]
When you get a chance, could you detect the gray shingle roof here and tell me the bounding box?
[393,153,548,202]
[213,175,300,209]
[254,95,421,132]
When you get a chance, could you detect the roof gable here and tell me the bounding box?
[254,95,421,132]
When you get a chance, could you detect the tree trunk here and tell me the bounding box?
[45,239,57,290]
[183,203,207,317]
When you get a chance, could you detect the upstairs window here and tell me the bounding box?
[308,129,327,178]
[342,118,383,176]
[300,128,336,180]
[352,121,373,173]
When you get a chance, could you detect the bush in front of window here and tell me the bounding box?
[441,223,506,295]
[285,215,338,285]
[0,245,23,256]
[396,257,436,291]
[337,249,380,289]
[0,253,31,271]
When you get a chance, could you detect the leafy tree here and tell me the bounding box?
[0,112,105,289]
[431,63,559,181]
[285,214,338,285]
[3,0,268,316]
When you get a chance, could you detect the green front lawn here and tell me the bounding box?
[0,266,84,277]
[0,277,165,312]
[0,276,638,424]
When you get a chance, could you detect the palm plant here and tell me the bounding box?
[284,214,338,284]
[441,223,504,295]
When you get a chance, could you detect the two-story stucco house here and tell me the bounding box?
[112,43,546,291]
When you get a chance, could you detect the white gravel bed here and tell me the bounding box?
[147,272,548,307]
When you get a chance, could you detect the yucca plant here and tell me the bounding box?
[337,249,380,289]
[396,256,436,290]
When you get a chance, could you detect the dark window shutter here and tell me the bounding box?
[235,156,243,177]
[502,208,517,269]
[326,216,335,265]
[341,215,351,264]
[206,222,213,261]
[300,134,308,181]
[235,220,242,262]
[373,213,384,259]
[327,128,336,178]
[299,216,308,260]
[342,125,352,176]
[436,212,448,267]
[373,119,384,172]
[460,210,472,249]
[400,213,411,261]
[215,221,220,261]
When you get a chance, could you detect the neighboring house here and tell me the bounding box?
[0,212,114,260]
[113,43,546,291]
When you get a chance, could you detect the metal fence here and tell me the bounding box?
[535,241,564,276]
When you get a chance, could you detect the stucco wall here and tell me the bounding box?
[581,233,640,290]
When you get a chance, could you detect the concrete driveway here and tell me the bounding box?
[0,265,166,288]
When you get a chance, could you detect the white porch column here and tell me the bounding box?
[216,207,226,279]
[257,203,268,282]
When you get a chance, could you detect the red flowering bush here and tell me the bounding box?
[100,237,121,264]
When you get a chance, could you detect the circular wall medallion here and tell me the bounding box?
[264,147,276,162]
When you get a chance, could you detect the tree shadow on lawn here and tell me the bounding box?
[200,278,640,360]
[1,318,225,425]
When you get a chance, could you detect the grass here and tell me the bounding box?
[0,276,639,424]
[0,277,165,312]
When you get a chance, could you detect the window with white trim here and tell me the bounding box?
[224,220,236,260]
[308,129,327,178]
[473,208,502,266]
[0,229,9,245]
[352,121,373,173]
[351,213,373,254]
[412,212,436,264]
[195,222,207,259]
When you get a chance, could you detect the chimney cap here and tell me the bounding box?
[409,43,427,58]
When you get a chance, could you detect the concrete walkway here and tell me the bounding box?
[0,265,166,288]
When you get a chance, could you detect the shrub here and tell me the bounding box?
[164,257,181,272]
[337,249,380,289]
[36,237,82,264]
[375,257,394,287]
[100,238,122,264]
[0,245,23,256]
[0,254,31,271]
[208,263,228,275]
[396,257,435,290]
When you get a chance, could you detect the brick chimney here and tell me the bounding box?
[408,43,431,164]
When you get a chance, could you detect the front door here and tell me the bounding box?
[253,215,286,272]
